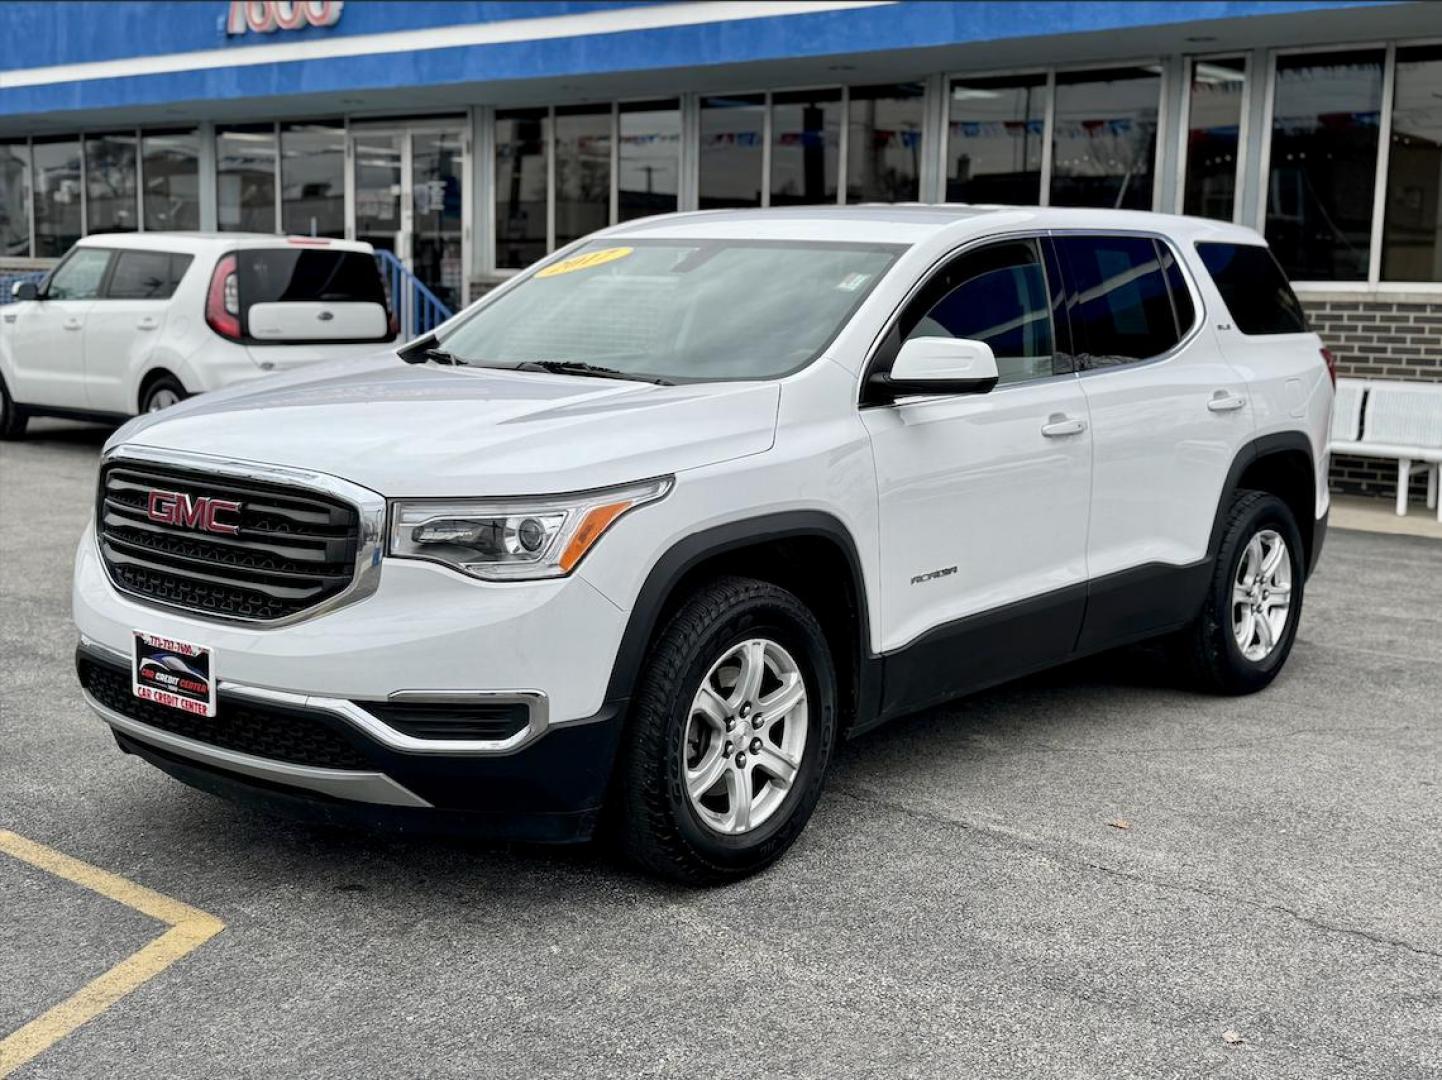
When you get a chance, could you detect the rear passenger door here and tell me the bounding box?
[1054,233,1254,647]
[84,250,191,413]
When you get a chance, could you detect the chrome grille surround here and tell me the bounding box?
[96,444,386,627]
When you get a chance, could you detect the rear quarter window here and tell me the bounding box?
[1195,242,1309,335]
[236,249,387,312]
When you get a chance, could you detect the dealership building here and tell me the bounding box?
[1,0,1439,495]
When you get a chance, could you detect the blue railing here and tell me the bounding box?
[374,250,453,339]
[0,270,46,305]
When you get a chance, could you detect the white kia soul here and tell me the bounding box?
[71,206,1333,884]
[1,233,395,435]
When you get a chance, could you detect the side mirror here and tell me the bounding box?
[867,336,999,403]
[11,280,38,302]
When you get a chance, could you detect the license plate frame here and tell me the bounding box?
[132,631,216,718]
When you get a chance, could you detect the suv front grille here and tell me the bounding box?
[79,655,373,771]
[97,461,360,622]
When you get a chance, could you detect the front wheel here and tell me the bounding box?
[617,576,838,885]
[0,375,28,440]
[1177,490,1306,694]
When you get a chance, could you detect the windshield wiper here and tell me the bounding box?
[513,360,673,386]
[422,348,470,367]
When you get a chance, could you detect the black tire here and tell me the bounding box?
[0,374,28,440]
[617,575,838,885]
[140,374,187,414]
[1177,490,1306,695]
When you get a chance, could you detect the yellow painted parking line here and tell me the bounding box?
[0,830,224,1078]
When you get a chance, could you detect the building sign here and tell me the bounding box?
[226,1,344,36]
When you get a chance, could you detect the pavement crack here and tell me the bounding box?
[830,784,1442,964]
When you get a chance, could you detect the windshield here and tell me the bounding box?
[436,239,902,382]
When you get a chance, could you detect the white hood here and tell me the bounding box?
[111,354,780,497]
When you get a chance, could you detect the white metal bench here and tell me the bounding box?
[1330,378,1442,521]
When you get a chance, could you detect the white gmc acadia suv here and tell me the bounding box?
[1,233,395,435]
[72,206,1334,884]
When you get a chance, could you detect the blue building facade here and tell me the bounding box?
[1,0,1440,500]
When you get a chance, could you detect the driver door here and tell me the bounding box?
[860,237,1092,712]
[7,246,111,409]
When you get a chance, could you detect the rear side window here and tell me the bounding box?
[107,251,193,300]
[236,249,387,311]
[1055,235,1189,367]
[1195,242,1309,335]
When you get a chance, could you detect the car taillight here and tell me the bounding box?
[205,254,242,341]
[1320,346,1337,387]
[388,310,399,340]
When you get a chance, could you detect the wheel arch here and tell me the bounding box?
[1210,432,1319,575]
[603,511,880,738]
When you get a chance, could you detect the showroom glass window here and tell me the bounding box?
[700,94,765,209]
[771,88,841,205]
[32,137,82,257]
[618,100,680,222]
[847,83,925,203]
[1382,45,1442,282]
[555,104,612,249]
[141,129,199,231]
[0,141,29,257]
[85,132,138,234]
[495,108,549,269]
[1182,58,1247,220]
[1050,67,1160,210]
[281,121,344,237]
[217,124,278,232]
[1265,50,1384,281]
[946,75,1045,204]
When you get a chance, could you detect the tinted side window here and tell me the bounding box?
[903,239,1056,386]
[45,248,111,300]
[1157,240,1196,336]
[107,250,187,300]
[1056,235,1180,366]
[237,249,387,312]
[1195,242,1308,335]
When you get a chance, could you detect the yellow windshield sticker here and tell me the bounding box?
[536,246,634,278]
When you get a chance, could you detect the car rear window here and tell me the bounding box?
[1195,242,1309,335]
[236,248,387,311]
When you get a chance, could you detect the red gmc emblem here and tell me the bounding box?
[147,490,242,536]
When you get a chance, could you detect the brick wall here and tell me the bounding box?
[1297,291,1442,502]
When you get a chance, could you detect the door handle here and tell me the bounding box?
[63,317,83,331]
[1208,391,1247,413]
[1041,414,1087,438]
[136,317,159,331]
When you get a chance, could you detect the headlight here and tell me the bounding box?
[388,476,673,581]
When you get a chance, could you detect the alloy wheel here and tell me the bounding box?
[147,388,181,412]
[682,637,808,835]
[1231,528,1292,662]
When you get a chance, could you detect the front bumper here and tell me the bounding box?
[78,641,624,841]
[74,520,632,841]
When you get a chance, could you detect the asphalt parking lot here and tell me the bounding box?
[3,418,1440,1079]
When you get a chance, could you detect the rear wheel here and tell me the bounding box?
[618,576,837,884]
[140,375,187,414]
[1177,490,1305,694]
[0,375,27,439]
